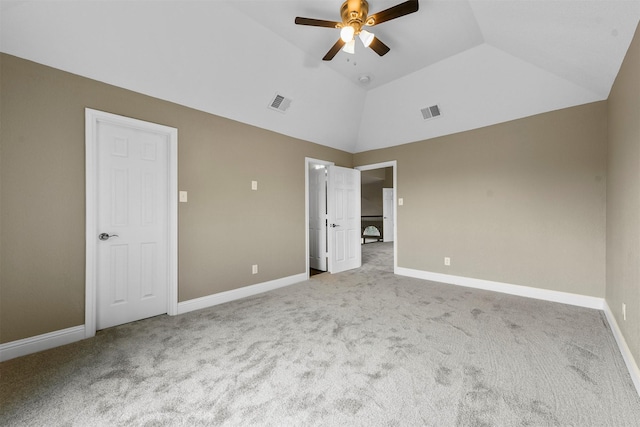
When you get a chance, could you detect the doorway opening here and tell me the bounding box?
[355,161,398,273]
[305,158,362,278]
[306,158,333,278]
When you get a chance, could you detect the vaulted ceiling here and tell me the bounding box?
[2,1,639,153]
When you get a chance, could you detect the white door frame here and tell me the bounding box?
[305,157,334,279]
[309,166,328,271]
[85,108,178,338]
[355,161,398,274]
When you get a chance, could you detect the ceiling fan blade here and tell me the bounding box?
[323,38,346,61]
[369,37,391,56]
[295,17,341,28]
[367,0,419,26]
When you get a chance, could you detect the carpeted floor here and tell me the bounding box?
[1,242,639,426]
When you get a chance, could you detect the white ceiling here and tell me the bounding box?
[1,1,638,153]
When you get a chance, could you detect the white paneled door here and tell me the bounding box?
[383,187,395,242]
[95,119,170,330]
[327,166,361,273]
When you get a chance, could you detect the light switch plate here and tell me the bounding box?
[251,181,258,191]
[398,198,404,206]
[179,191,188,203]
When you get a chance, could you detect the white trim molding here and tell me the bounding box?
[0,326,85,362]
[85,109,179,338]
[177,273,307,315]
[396,267,605,310]
[604,301,640,396]
[0,274,306,362]
[397,267,640,396]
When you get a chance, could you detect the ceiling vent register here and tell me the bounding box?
[268,94,292,113]
[421,104,441,120]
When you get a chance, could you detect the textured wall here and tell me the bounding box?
[355,102,607,298]
[606,22,640,365]
[0,54,352,343]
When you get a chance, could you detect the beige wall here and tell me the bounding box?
[355,102,607,298]
[607,23,640,364]
[361,167,393,216]
[361,182,383,216]
[384,167,394,189]
[0,54,352,343]
[1,30,636,356]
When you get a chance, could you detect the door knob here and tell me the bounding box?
[329,224,340,228]
[98,233,119,241]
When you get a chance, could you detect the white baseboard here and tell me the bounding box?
[603,301,640,396]
[396,267,640,396]
[0,274,307,362]
[177,272,307,315]
[1,271,637,398]
[0,325,85,362]
[395,267,605,310]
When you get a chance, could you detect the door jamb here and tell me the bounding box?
[305,157,334,279]
[355,161,398,274]
[85,108,178,338]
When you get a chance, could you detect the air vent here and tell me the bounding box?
[268,94,292,113]
[421,104,441,120]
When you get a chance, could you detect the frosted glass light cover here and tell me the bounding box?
[343,39,355,54]
[340,25,355,43]
[359,30,374,47]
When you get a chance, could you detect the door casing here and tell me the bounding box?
[309,165,328,271]
[305,158,334,278]
[306,159,397,276]
[355,161,398,273]
[85,108,178,338]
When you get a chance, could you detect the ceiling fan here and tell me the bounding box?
[295,0,419,61]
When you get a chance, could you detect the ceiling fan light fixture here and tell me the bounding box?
[359,29,374,47]
[295,0,420,61]
[343,39,356,54]
[340,25,355,42]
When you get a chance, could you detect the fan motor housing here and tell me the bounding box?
[341,0,369,31]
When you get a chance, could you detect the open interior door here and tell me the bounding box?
[327,166,361,273]
[383,188,395,242]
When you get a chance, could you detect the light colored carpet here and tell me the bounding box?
[1,242,639,426]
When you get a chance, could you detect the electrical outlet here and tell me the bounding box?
[623,303,626,321]
[252,264,258,275]
[444,257,451,266]
[251,181,258,191]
